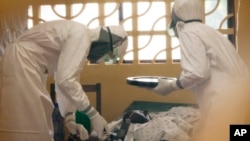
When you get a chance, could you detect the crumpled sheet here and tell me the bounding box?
[108,106,200,141]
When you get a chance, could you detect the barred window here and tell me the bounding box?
[28,0,235,64]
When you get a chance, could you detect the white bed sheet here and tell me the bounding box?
[108,106,200,141]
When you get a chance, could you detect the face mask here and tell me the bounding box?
[87,40,111,63]
[96,52,118,64]
[168,24,178,37]
[168,9,182,38]
[87,27,127,64]
[96,35,128,64]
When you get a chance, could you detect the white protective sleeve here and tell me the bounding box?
[177,23,210,89]
[54,25,91,117]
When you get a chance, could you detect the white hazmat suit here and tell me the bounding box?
[0,20,128,141]
[152,0,250,141]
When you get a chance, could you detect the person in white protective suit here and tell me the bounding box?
[144,0,249,141]
[0,20,128,141]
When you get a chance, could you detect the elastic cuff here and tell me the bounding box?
[65,113,75,124]
[65,112,75,118]
[176,77,184,89]
[83,105,99,119]
[171,78,182,90]
[83,105,92,113]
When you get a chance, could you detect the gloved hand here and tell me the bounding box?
[152,78,182,96]
[91,114,110,140]
[65,112,89,140]
[83,105,110,140]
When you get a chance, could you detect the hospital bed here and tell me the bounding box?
[104,76,200,141]
[106,101,199,141]
[50,82,200,141]
[124,101,198,113]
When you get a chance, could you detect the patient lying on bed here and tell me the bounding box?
[107,106,200,141]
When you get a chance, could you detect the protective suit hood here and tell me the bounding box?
[88,26,128,63]
[173,0,203,21]
[170,0,203,29]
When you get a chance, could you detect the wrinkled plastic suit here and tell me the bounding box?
[170,0,250,141]
[0,20,128,141]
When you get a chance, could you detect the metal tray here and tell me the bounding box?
[126,76,175,88]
